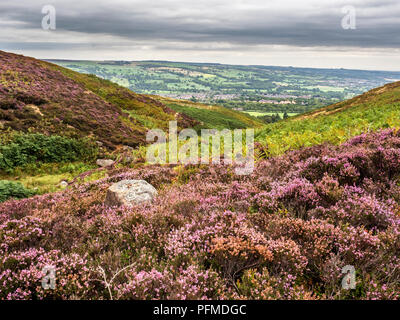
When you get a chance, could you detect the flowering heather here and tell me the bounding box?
[1,129,400,300]
[0,51,197,149]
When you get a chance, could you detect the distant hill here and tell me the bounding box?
[48,59,400,115]
[0,51,259,150]
[256,81,400,155]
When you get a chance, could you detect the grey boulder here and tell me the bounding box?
[96,159,115,167]
[105,180,157,207]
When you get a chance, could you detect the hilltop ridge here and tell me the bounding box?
[0,51,259,150]
[295,81,400,120]
[256,80,400,154]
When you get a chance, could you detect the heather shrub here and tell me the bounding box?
[115,268,175,299]
[259,217,340,270]
[0,216,47,254]
[269,178,322,218]
[1,129,400,300]
[311,191,399,231]
[237,268,317,300]
[314,173,343,205]
[115,265,224,300]
[210,234,273,282]
[0,248,91,300]
[164,211,244,266]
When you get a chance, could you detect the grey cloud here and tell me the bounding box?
[0,0,399,51]
[0,0,400,48]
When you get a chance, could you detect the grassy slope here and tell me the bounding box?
[0,51,258,148]
[0,51,262,196]
[48,66,263,131]
[154,96,264,130]
[256,81,400,155]
[45,63,183,131]
[0,51,198,149]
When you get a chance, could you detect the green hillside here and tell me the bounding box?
[0,51,256,152]
[256,81,400,155]
[153,96,263,130]
[2,53,400,300]
[0,51,262,193]
[49,59,400,116]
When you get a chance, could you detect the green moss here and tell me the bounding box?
[1,161,97,194]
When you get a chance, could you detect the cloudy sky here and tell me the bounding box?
[1,0,400,70]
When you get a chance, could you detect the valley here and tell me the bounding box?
[49,59,400,121]
[1,51,400,301]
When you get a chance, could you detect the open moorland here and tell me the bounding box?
[1,51,399,300]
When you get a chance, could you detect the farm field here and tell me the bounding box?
[244,111,299,117]
[49,59,400,117]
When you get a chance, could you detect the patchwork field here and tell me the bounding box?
[49,59,400,118]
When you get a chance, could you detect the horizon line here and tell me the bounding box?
[42,58,400,74]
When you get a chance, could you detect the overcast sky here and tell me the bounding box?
[1,0,400,70]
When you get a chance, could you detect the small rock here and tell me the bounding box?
[59,180,68,188]
[96,159,115,167]
[26,104,44,117]
[105,180,157,207]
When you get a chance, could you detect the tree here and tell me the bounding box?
[283,112,289,119]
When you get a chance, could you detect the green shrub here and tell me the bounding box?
[0,133,99,172]
[0,180,36,202]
